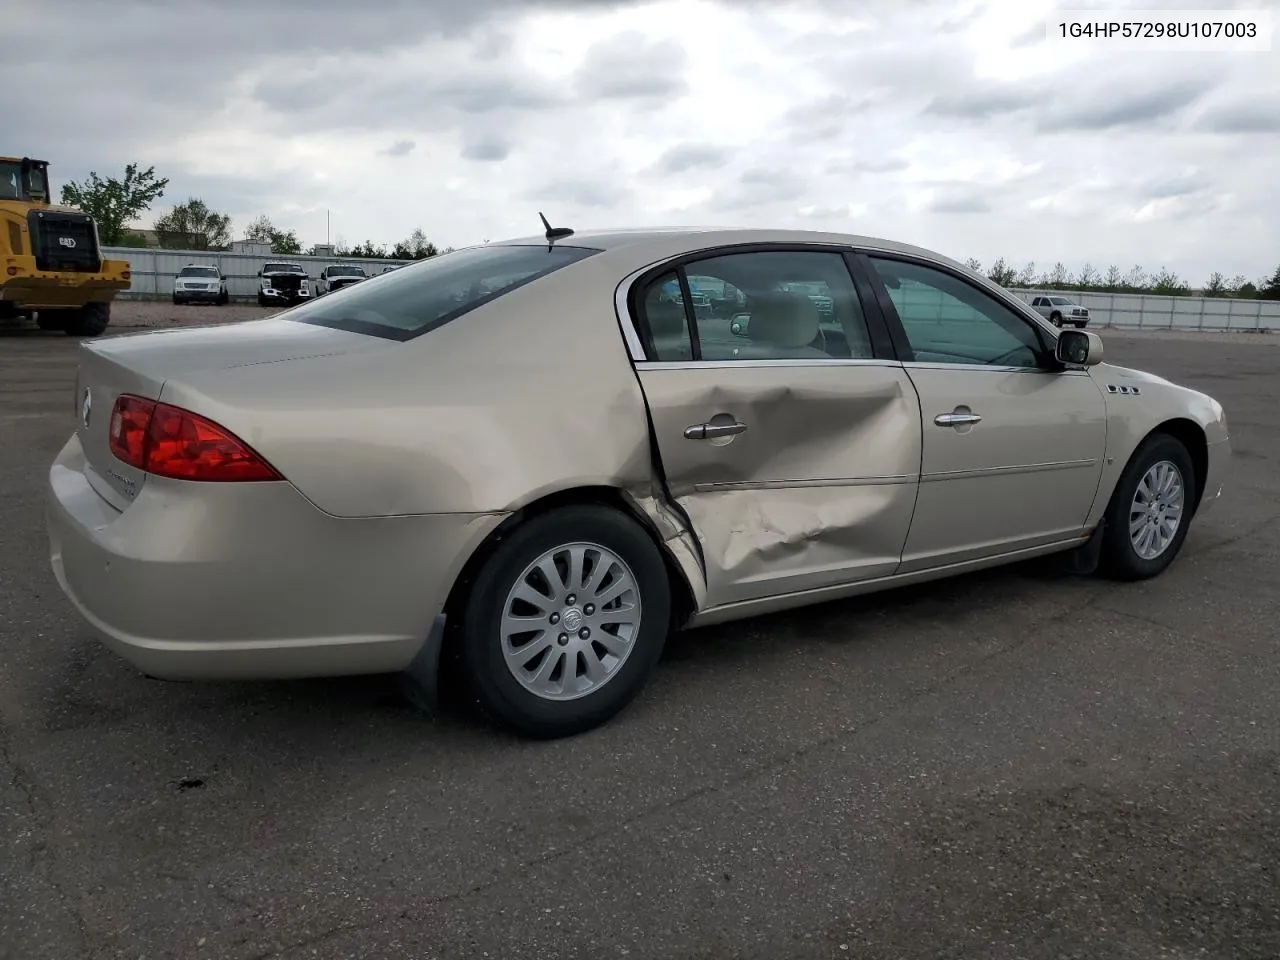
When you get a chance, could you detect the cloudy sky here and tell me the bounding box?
[7,0,1278,282]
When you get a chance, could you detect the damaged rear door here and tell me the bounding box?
[624,246,923,608]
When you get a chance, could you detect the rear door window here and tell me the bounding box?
[289,244,599,340]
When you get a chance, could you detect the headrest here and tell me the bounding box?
[746,291,820,348]
[647,300,687,337]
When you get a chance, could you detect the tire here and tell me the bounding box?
[219,289,229,305]
[257,295,268,307]
[63,302,110,337]
[1049,312,1063,326]
[1097,432,1197,581]
[460,505,672,738]
[172,296,183,305]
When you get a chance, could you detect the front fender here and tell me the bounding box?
[1085,363,1229,526]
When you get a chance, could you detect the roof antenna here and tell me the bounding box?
[539,211,574,245]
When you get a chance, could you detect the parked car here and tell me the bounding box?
[46,227,1230,738]
[172,264,228,306]
[316,264,368,296]
[1031,294,1090,327]
[256,261,311,306]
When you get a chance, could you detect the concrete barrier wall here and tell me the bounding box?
[1008,288,1280,332]
[102,247,413,301]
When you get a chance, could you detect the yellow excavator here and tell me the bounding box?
[0,156,132,336]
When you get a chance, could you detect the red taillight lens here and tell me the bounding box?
[122,270,132,280]
[107,394,281,482]
[108,395,155,470]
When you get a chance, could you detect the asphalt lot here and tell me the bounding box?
[2,315,1277,960]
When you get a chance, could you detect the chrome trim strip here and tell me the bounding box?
[613,263,654,362]
[637,358,901,371]
[904,361,1087,375]
[921,458,1098,482]
[693,475,916,493]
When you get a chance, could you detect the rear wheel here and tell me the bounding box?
[63,302,110,337]
[460,505,672,738]
[1049,311,1063,326]
[1098,433,1196,581]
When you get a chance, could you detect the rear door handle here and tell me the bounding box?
[684,421,748,440]
[934,412,982,427]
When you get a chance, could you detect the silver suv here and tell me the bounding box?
[1030,295,1090,328]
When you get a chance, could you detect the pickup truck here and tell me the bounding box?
[1029,294,1090,328]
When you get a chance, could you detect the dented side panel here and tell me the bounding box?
[633,362,923,607]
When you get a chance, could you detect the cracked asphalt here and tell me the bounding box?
[2,317,1277,959]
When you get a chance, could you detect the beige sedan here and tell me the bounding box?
[46,227,1231,737]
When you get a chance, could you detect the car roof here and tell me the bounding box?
[489,227,969,269]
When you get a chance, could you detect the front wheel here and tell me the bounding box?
[63,302,110,337]
[1098,433,1197,581]
[1049,312,1063,327]
[460,505,672,738]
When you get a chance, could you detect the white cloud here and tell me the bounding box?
[6,0,1279,281]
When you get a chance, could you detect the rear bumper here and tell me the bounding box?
[1,268,130,309]
[46,433,501,681]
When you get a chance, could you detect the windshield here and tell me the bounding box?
[179,266,218,278]
[0,162,20,200]
[329,266,365,277]
[263,263,303,273]
[286,243,600,341]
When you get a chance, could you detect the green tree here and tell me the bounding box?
[244,214,301,255]
[1236,281,1258,298]
[347,240,390,259]
[1202,272,1227,297]
[392,228,440,260]
[59,163,168,245]
[154,197,232,251]
[1075,263,1098,289]
[1045,262,1069,289]
[115,230,150,249]
[1150,268,1189,296]
[963,257,983,273]
[986,257,1017,287]
[1258,265,1280,301]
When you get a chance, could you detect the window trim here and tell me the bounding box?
[621,242,900,365]
[855,250,1061,372]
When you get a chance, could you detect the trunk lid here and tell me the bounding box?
[75,318,387,506]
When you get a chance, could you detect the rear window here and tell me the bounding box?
[286,243,600,341]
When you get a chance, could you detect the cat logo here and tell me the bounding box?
[58,236,77,248]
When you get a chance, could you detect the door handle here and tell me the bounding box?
[684,421,748,440]
[934,412,982,427]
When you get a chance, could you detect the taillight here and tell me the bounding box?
[122,270,132,280]
[107,394,281,482]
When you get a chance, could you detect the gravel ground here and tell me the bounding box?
[109,299,279,329]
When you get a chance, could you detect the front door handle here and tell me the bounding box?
[684,421,748,440]
[934,411,982,427]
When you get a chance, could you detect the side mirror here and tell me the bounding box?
[729,314,750,337]
[257,270,262,277]
[1056,328,1103,367]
